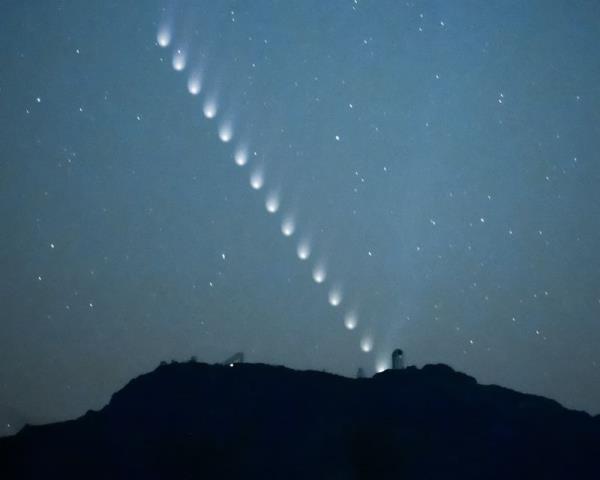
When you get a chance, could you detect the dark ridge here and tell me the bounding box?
[1,361,598,479]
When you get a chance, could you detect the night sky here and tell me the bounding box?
[2,0,600,434]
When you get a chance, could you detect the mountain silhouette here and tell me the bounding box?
[0,405,29,438]
[1,361,599,479]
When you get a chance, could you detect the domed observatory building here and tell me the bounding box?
[392,349,404,370]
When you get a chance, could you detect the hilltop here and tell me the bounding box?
[1,361,599,479]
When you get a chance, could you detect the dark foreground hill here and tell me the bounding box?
[1,362,599,479]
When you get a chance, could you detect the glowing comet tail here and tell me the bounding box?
[156,26,171,47]
[203,99,217,119]
[360,336,373,353]
[375,359,389,373]
[281,217,295,237]
[297,241,311,260]
[234,148,247,166]
[344,311,357,330]
[187,75,201,95]
[328,287,342,307]
[312,264,326,283]
[218,123,233,142]
[172,49,186,71]
[250,170,264,190]
[265,193,279,213]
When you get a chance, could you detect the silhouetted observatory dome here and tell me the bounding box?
[392,348,404,369]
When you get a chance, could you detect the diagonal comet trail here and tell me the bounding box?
[155,13,379,367]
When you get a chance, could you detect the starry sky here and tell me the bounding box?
[2,0,600,433]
